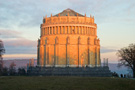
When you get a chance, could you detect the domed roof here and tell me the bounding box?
[53,8,84,17]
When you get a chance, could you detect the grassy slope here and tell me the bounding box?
[0,76,135,90]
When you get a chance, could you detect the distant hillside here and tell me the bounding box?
[108,63,130,75]
[3,59,37,69]
[3,59,131,75]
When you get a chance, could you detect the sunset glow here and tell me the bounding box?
[0,0,135,63]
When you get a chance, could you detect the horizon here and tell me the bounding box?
[2,59,130,75]
[0,0,135,63]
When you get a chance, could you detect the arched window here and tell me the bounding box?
[55,37,58,44]
[45,37,48,44]
[94,38,97,45]
[50,27,52,34]
[63,26,65,34]
[60,27,62,34]
[77,26,79,34]
[87,37,90,45]
[57,26,58,34]
[66,37,70,44]
[78,36,81,44]
[47,27,49,35]
[53,27,55,34]
[72,29,75,34]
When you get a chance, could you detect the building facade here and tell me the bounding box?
[37,9,101,67]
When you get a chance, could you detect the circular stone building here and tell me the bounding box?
[37,9,101,67]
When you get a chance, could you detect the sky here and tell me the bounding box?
[0,0,135,63]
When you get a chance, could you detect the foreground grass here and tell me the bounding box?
[0,76,135,90]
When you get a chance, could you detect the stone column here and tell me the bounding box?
[67,43,70,67]
[44,45,46,66]
[37,39,40,66]
[66,43,68,67]
[49,27,50,35]
[42,28,43,36]
[50,27,51,34]
[58,26,60,34]
[81,26,83,34]
[54,44,56,67]
[87,45,90,66]
[63,26,65,34]
[78,43,79,67]
[88,27,90,35]
[97,48,101,67]
[46,46,49,65]
[47,27,49,35]
[84,26,85,34]
[74,26,76,34]
[43,28,45,35]
[70,26,72,34]
[77,26,79,34]
[45,27,46,35]
[55,43,59,66]
[40,45,43,67]
[86,27,88,35]
[52,27,53,34]
[67,26,69,34]
[91,51,94,67]
[88,46,91,67]
[56,26,58,34]
[78,37,80,67]
[53,27,55,34]
[43,28,44,35]
[95,48,97,67]
[60,26,62,34]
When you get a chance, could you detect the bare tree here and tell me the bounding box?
[9,62,16,75]
[0,40,5,76]
[18,67,26,76]
[117,44,135,78]
[0,40,5,60]
[0,60,4,75]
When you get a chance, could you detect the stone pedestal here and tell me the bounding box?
[27,66,112,77]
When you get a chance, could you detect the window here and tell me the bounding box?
[94,38,97,45]
[45,37,48,44]
[55,37,58,44]
[67,37,70,44]
[78,37,81,44]
[87,37,90,45]
[53,27,55,34]
[50,27,52,34]
[72,29,75,34]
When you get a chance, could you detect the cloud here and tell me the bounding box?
[100,46,117,53]
[4,46,37,54]
[0,0,44,28]
[4,38,37,47]
[0,29,22,38]
[0,0,134,29]
[3,38,37,54]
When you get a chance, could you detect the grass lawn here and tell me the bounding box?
[0,76,135,90]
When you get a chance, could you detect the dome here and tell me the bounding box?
[53,8,84,17]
